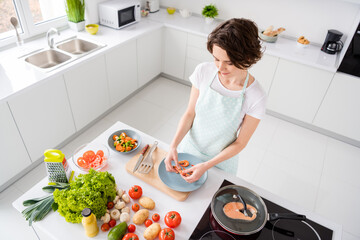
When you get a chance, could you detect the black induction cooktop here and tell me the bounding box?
[189,179,333,240]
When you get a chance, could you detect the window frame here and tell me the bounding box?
[0,0,68,48]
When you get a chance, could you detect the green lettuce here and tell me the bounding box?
[53,169,116,223]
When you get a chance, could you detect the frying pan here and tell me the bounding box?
[210,185,306,235]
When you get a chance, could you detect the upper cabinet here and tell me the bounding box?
[64,55,110,131]
[0,102,31,188]
[137,29,162,87]
[162,27,188,79]
[249,54,279,94]
[313,72,360,141]
[7,75,76,162]
[184,33,213,81]
[106,40,138,107]
[267,59,334,123]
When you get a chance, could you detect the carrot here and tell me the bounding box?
[125,146,132,152]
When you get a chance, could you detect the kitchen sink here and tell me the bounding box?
[56,38,100,55]
[24,49,71,69]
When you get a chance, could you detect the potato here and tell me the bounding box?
[139,196,155,210]
[132,209,149,225]
[143,223,161,240]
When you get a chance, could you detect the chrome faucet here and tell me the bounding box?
[46,28,60,48]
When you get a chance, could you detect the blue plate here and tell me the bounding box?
[158,153,208,192]
[107,129,142,154]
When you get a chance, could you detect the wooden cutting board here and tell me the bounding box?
[125,146,191,201]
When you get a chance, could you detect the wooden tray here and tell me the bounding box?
[125,146,191,201]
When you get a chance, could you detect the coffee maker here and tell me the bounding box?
[321,29,343,54]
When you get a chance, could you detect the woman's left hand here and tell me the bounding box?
[181,162,208,183]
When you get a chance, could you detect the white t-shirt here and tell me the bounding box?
[189,62,267,128]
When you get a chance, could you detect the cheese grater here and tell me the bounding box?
[44,149,74,185]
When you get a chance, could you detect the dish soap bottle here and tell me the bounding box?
[81,208,99,237]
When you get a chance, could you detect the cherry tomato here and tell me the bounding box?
[152,213,160,222]
[83,150,95,162]
[164,211,182,228]
[127,224,136,233]
[109,219,116,228]
[128,185,142,199]
[77,157,88,168]
[132,203,140,212]
[101,223,110,232]
[96,150,104,157]
[107,201,114,209]
[122,233,139,240]
[159,228,175,240]
[144,219,153,227]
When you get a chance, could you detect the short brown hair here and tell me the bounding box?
[207,18,262,69]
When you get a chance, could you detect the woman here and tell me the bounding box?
[164,18,266,183]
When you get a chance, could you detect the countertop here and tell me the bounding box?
[12,121,342,240]
[0,8,339,104]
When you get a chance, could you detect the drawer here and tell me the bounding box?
[186,45,213,62]
[187,33,208,49]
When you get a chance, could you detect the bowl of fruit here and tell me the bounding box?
[108,129,142,154]
[73,143,109,171]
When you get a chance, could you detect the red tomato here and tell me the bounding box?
[122,233,139,240]
[144,219,153,227]
[152,213,160,222]
[132,203,140,212]
[164,211,182,228]
[101,223,110,232]
[127,224,136,233]
[107,201,114,209]
[109,219,116,228]
[159,228,175,240]
[83,150,95,162]
[96,150,104,157]
[77,157,88,168]
[128,185,142,199]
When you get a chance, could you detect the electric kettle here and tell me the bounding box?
[147,0,159,13]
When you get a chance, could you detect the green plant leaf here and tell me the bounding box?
[65,0,85,23]
[202,4,219,18]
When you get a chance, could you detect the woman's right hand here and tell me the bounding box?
[164,147,179,172]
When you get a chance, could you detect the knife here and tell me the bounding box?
[133,144,149,173]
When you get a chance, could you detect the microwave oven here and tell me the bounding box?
[98,0,141,30]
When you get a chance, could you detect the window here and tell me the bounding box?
[0,0,67,47]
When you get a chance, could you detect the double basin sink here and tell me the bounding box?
[23,37,105,71]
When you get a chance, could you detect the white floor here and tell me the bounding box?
[1,77,360,240]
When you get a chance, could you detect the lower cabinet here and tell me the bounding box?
[7,75,76,162]
[64,55,110,131]
[106,40,138,107]
[137,29,162,87]
[162,27,187,79]
[267,59,334,123]
[184,33,213,81]
[313,72,360,141]
[249,54,279,94]
[0,102,32,187]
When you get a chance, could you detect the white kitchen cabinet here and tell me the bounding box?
[64,55,110,130]
[137,29,162,87]
[7,75,76,162]
[184,33,213,81]
[249,54,279,94]
[313,73,360,141]
[267,59,334,123]
[106,40,138,107]
[0,102,31,188]
[162,27,187,79]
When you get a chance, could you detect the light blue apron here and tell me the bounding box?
[179,70,249,175]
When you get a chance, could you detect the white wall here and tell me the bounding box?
[156,0,360,45]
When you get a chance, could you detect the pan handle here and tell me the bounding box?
[268,213,306,221]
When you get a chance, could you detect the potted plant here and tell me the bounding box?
[65,0,85,31]
[202,4,218,24]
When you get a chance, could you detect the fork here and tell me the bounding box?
[137,141,158,174]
